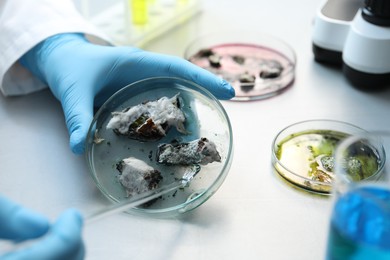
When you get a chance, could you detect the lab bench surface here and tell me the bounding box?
[2,0,390,259]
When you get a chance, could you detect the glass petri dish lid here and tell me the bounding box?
[185,31,296,101]
[85,77,233,217]
[271,119,384,195]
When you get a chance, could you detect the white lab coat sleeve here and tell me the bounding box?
[0,0,111,96]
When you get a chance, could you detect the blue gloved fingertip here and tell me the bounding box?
[221,79,235,99]
[70,132,86,155]
[70,143,85,155]
[52,208,84,242]
[61,208,83,225]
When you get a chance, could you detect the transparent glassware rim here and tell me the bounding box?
[85,76,234,215]
[271,119,368,186]
[184,30,297,78]
[333,130,388,188]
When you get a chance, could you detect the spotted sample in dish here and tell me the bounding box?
[188,43,295,101]
[157,137,221,166]
[85,77,234,217]
[273,129,380,194]
[116,157,163,197]
[107,94,186,141]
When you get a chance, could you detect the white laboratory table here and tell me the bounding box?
[2,0,390,259]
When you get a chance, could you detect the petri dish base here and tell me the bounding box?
[185,31,296,101]
[271,120,382,195]
[86,77,233,218]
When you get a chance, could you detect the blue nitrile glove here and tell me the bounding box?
[20,33,235,154]
[0,196,84,260]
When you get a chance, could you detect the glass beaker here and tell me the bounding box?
[326,131,390,259]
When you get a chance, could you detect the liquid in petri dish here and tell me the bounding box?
[274,130,380,194]
[188,43,295,100]
[326,186,390,260]
[89,88,230,213]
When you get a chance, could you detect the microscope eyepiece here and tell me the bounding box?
[362,0,390,26]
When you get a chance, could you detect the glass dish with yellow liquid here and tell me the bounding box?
[272,120,382,195]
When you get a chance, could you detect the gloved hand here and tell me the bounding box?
[0,196,84,260]
[20,33,235,154]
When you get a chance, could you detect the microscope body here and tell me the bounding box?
[312,0,390,89]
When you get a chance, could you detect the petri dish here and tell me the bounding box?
[185,31,296,101]
[85,77,233,218]
[271,120,381,195]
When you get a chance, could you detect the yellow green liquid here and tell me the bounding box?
[131,0,148,25]
[274,130,380,194]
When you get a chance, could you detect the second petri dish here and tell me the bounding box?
[185,31,296,101]
[271,120,383,195]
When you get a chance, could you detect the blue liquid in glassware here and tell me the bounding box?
[326,186,390,260]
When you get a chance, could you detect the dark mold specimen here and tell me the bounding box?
[259,59,284,79]
[232,55,245,65]
[239,72,256,91]
[157,137,221,166]
[208,54,222,68]
[116,157,163,206]
[196,48,215,57]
